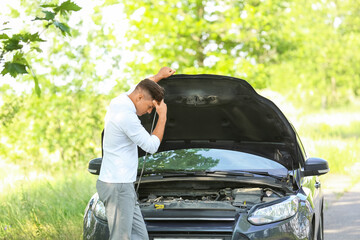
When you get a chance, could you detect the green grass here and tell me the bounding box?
[0,171,97,240]
[297,117,360,175]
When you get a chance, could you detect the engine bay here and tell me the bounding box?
[139,181,285,212]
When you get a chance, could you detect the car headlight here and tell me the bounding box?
[248,196,299,225]
[94,199,107,221]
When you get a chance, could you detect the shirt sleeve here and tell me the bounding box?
[119,113,160,154]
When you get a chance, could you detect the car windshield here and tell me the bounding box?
[138,148,288,177]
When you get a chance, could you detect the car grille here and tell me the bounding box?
[149,233,249,240]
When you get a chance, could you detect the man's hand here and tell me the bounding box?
[153,99,167,118]
[149,67,176,82]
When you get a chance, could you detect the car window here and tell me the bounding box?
[139,148,288,176]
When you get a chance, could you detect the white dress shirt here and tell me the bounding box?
[98,91,160,183]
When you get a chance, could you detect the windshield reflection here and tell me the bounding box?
[139,148,288,176]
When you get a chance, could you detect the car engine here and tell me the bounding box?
[139,186,284,211]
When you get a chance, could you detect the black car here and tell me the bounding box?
[83,74,329,240]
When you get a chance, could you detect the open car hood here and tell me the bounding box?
[139,74,301,170]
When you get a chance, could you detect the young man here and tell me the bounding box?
[97,67,176,239]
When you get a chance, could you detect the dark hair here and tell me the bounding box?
[136,78,165,102]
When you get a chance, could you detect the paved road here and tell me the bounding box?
[324,177,360,240]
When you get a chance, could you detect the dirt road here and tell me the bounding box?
[323,176,360,240]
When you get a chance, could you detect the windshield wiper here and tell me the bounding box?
[142,170,248,178]
[141,170,199,177]
[142,170,255,178]
[205,170,286,181]
[204,170,254,177]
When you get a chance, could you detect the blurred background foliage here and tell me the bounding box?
[1,0,359,172]
[0,0,359,238]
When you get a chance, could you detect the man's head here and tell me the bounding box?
[129,79,165,116]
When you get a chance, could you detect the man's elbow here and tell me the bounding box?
[145,143,159,154]
[145,135,161,154]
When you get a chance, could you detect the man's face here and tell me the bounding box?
[135,96,155,116]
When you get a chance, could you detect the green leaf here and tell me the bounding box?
[0,33,9,39]
[33,17,47,21]
[10,7,20,18]
[12,52,28,65]
[1,62,28,77]
[28,33,45,42]
[54,0,81,15]
[3,38,22,51]
[34,11,56,21]
[43,11,56,20]
[53,21,71,36]
[31,46,43,53]
[16,33,45,43]
[0,68,7,76]
[33,74,41,97]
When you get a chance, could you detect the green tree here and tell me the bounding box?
[120,0,303,89]
[120,0,360,108]
[0,0,127,171]
[266,0,360,108]
[0,0,81,96]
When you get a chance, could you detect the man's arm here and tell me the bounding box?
[148,67,176,83]
[120,112,161,154]
[151,99,167,142]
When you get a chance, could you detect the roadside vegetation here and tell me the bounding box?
[0,170,96,239]
[1,0,359,239]
[298,111,360,187]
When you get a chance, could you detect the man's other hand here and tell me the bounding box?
[150,67,176,82]
[153,99,167,118]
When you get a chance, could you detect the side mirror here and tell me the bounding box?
[303,157,329,176]
[88,158,102,175]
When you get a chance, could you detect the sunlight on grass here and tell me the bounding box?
[0,159,55,193]
[306,138,359,173]
[0,170,97,239]
[297,115,360,176]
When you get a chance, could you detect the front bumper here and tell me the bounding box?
[83,194,311,240]
[83,205,110,240]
